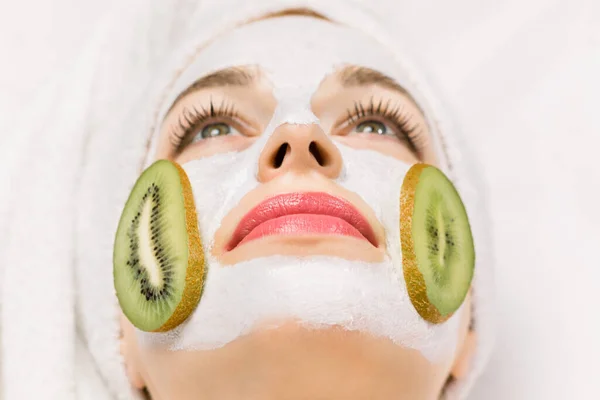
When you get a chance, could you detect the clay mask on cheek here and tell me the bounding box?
[137,147,465,363]
[138,16,465,363]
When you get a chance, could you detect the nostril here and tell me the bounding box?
[309,141,329,167]
[272,143,289,168]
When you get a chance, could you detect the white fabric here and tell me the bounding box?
[5,0,595,399]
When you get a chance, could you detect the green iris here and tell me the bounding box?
[356,121,387,135]
[201,123,231,139]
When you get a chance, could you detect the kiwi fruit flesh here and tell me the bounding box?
[400,163,475,324]
[113,160,205,332]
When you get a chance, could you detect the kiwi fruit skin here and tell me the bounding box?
[113,160,205,332]
[400,163,475,324]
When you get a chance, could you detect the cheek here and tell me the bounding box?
[333,135,420,165]
[154,134,256,164]
[174,136,256,164]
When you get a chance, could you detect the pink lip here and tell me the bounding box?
[226,192,378,251]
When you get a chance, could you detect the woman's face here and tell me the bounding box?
[122,15,474,400]
[157,64,435,265]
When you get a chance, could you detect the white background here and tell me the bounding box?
[0,0,599,399]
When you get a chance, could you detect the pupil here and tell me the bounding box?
[357,121,386,135]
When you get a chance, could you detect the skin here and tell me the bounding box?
[120,16,477,400]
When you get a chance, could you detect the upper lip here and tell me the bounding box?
[225,192,379,251]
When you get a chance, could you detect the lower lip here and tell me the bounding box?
[237,213,365,247]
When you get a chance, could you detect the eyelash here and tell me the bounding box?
[344,98,421,155]
[170,98,422,156]
[170,100,239,152]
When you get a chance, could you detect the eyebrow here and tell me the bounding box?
[167,67,256,114]
[167,65,417,117]
[339,65,411,98]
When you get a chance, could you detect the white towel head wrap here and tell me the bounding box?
[1,1,494,399]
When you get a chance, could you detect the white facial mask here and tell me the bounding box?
[138,16,464,363]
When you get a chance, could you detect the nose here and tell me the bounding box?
[257,123,343,182]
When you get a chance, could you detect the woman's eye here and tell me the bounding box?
[192,123,237,143]
[354,120,389,135]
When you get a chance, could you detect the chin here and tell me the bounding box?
[142,321,447,400]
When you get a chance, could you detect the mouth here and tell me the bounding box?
[226,192,379,251]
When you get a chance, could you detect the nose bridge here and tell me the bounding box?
[257,123,343,182]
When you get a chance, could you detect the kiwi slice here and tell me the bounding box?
[113,160,205,332]
[400,163,475,324]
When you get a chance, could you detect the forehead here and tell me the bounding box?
[170,16,411,99]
